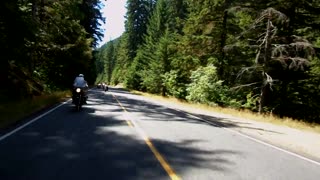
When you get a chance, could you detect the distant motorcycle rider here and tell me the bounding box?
[102,82,108,91]
[72,74,88,104]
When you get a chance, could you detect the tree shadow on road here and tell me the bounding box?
[0,93,240,180]
[112,92,282,135]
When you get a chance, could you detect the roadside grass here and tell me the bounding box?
[0,91,71,130]
[130,90,320,134]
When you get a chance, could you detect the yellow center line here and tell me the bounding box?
[113,94,134,127]
[145,138,181,180]
[126,120,134,127]
[112,94,181,180]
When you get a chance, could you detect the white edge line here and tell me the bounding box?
[0,100,71,142]
[174,108,320,166]
[102,93,320,166]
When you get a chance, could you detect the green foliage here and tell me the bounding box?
[140,29,172,94]
[79,0,105,47]
[124,59,143,90]
[1,0,103,100]
[125,0,179,93]
[242,92,259,110]
[111,65,125,85]
[125,0,156,59]
[111,35,130,85]
[94,0,320,123]
[186,65,241,107]
[163,70,187,99]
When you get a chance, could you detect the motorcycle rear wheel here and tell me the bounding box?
[75,95,82,111]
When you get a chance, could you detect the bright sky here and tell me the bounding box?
[98,0,127,47]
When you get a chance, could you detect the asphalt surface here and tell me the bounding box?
[0,87,320,180]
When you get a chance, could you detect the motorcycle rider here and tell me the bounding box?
[102,82,108,91]
[72,74,88,104]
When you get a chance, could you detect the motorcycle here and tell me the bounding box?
[72,87,86,111]
[102,83,108,92]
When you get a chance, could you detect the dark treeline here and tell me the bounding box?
[96,0,320,123]
[1,0,104,100]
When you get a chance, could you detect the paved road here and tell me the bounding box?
[0,87,320,180]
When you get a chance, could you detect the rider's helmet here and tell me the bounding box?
[79,74,84,77]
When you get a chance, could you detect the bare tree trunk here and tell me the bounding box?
[161,86,166,97]
[259,11,272,114]
[218,9,228,79]
[264,11,272,64]
[30,0,40,75]
[218,0,231,80]
[40,0,45,22]
[259,81,270,113]
[32,0,38,20]
[279,80,289,118]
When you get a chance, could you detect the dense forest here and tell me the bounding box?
[2,0,319,123]
[0,0,104,100]
[95,0,320,123]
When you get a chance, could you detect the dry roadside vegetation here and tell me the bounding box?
[131,90,320,134]
[0,91,71,130]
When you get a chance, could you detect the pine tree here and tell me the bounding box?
[125,0,156,60]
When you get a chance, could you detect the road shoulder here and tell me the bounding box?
[134,93,320,162]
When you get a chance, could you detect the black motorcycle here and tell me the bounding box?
[72,87,86,111]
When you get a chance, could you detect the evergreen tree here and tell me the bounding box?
[125,0,156,60]
[95,0,320,123]
[79,0,105,47]
[1,0,103,100]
